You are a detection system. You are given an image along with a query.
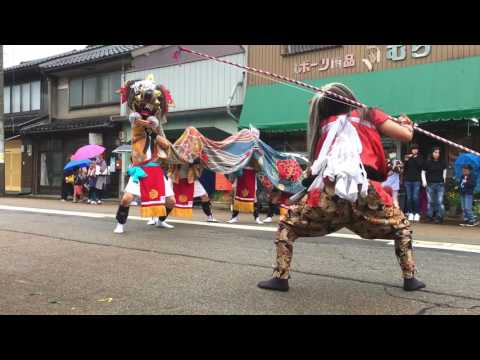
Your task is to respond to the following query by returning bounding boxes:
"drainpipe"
[227,46,248,124]
[226,75,244,121]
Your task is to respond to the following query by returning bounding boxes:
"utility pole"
[0,45,5,196]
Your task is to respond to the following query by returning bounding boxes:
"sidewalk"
[0,196,478,246]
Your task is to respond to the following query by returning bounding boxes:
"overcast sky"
[3,45,87,68]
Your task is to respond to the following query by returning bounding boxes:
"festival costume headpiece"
[119,74,175,127]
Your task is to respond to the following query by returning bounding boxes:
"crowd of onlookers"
[61,155,109,205]
[382,144,479,227]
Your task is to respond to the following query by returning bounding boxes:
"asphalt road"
[0,207,479,315]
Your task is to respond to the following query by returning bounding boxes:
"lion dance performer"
[227,157,264,224]
[114,76,176,233]
[168,161,218,222]
[258,83,426,292]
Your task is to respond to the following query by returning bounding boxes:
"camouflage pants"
[273,183,416,280]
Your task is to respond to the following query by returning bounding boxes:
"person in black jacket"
[459,165,478,227]
[421,147,447,223]
[403,143,423,222]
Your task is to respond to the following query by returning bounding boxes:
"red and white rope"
[178,46,480,157]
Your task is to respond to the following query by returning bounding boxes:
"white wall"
[123,53,245,114]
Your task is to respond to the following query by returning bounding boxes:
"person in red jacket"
[258,83,426,292]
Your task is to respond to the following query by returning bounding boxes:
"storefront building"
[19,45,142,196]
[240,45,480,166]
[3,52,67,194]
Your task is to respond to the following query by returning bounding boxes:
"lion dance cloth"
[170,126,306,215]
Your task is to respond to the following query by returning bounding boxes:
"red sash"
[139,166,166,217]
[171,178,195,218]
[233,168,256,213]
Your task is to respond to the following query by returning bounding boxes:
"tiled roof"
[4,46,102,72]
[39,45,144,71]
[20,116,119,135]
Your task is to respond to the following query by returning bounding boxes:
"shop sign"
[294,45,432,74]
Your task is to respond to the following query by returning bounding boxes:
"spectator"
[421,147,447,224]
[459,165,479,227]
[61,154,75,201]
[403,143,423,222]
[95,154,109,204]
[383,151,403,208]
[87,162,98,204]
[73,168,88,203]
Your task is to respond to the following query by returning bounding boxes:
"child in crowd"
[73,167,88,203]
[459,164,479,227]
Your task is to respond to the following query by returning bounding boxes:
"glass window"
[12,85,21,113]
[99,74,111,104]
[31,81,41,110]
[21,83,31,112]
[70,72,122,107]
[69,79,83,107]
[110,72,121,102]
[83,77,97,105]
[4,87,10,113]
[40,152,49,186]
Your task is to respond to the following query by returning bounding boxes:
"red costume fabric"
[233,168,256,213]
[172,178,195,218]
[139,166,166,217]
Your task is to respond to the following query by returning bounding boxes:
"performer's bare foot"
[113,223,124,234]
[156,220,174,229]
[403,277,426,291]
[257,277,289,292]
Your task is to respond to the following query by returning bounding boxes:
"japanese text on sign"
[294,45,432,74]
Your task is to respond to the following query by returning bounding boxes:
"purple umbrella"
[72,144,106,161]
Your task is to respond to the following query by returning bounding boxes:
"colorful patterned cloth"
[170,127,306,195]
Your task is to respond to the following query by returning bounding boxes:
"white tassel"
[308,115,369,203]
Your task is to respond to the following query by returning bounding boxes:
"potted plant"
[446,188,461,217]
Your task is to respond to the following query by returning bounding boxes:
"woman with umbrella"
[63,158,93,202]
[70,144,107,205]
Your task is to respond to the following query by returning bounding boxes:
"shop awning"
[240,55,480,131]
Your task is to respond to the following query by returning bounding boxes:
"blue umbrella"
[64,159,92,172]
[454,153,480,193]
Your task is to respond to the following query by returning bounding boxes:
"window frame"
[68,71,121,110]
[4,86,11,114]
[30,80,41,111]
[5,80,42,115]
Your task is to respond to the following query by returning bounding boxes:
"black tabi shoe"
[257,277,289,292]
[403,277,426,291]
